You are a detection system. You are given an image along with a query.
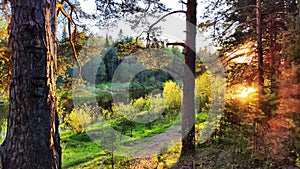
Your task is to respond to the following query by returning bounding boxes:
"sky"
[77,0,214,52]
[80,0,184,14]
[80,0,206,20]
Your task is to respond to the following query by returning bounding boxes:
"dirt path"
[122,124,182,158]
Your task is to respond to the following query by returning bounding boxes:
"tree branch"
[57,0,82,80]
[166,42,186,48]
[136,10,186,39]
[148,10,186,31]
[179,0,187,5]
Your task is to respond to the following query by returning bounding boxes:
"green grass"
[111,118,175,139]
[196,112,208,124]
[61,131,106,168]
[61,109,186,167]
[95,81,164,91]
[61,116,179,168]
[60,91,209,168]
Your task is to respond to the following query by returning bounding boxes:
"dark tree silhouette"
[1,0,61,168]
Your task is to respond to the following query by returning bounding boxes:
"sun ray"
[238,87,256,98]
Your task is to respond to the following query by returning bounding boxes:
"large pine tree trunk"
[1,0,61,168]
[181,0,196,155]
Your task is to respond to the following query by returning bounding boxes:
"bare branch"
[57,0,82,80]
[148,10,186,31]
[135,10,186,48]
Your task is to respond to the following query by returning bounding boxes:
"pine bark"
[257,0,264,110]
[181,0,196,155]
[1,0,61,168]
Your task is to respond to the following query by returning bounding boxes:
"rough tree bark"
[253,0,264,154]
[1,0,61,168]
[257,0,264,109]
[181,0,197,155]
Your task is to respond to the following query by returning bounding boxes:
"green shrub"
[195,72,211,113]
[163,81,182,110]
[63,104,93,134]
[113,94,167,133]
[66,110,84,134]
[112,102,137,136]
[133,97,150,112]
[147,94,165,125]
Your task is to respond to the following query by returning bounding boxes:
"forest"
[0,0,299,168]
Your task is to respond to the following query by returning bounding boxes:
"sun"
[238,87,256,98]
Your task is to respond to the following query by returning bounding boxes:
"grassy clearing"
[61,119,174,168]
[61,113,207,168]
[61,131,106,168]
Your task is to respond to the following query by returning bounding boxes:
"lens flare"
[238,87,256,98]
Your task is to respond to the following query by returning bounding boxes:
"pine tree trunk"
[181,0,196,155]
[1,0,61,168]
[257,0,264,110]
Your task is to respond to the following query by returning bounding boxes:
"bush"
[113,102,137,136]
[163,81,182,110]
[113,94,166,133]
[133,97,150,112]
[66,110,84,134]
[147,94,165,123]
[195,72,211,113]
[63,104,93,134]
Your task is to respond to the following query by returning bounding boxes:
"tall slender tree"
[181,0,197,155]
[256,0,263,113]
[1,0,61,168]
[95,0,198,155]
